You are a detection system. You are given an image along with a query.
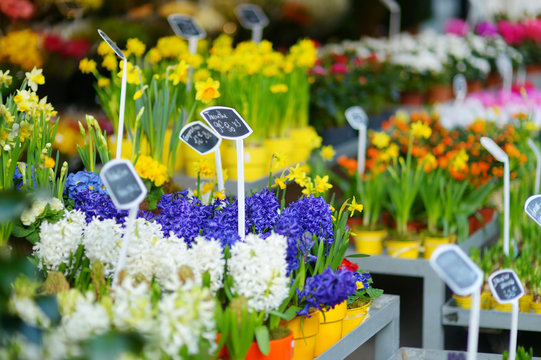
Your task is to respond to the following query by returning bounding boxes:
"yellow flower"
[450,149,469,172]
[287,163,306,183]
[347,197,364,217]
[19,121,33,142]
[320,145,335,162]
[271,152,287,171]
[97,41,114,56]
[168,61,189,85]
[135,155,169,187]
[25,67,45,92]
[118,61,143,85]
[97,78,110,88]
[526,121,539,132]
[0,70,12,87]
[156,36,188,59]
[43,156,55,169]
[125,38,146,58]
[193,68,211,82]
[410,121,432,139]
[102,54,118,71]
[310,134,322,150]
[193,159,215,177]
[314,175,332,194]
[147,48,162,64]
[272,173,288,190]
[372,132,390,149]
[195,77,221,104]
[270,84,288,93]
[133,85,148,100]
[201,182,215,194]
[214,190,226,200]
[13,90,38,114]
[186,53,204,68]
[79,58,97,74]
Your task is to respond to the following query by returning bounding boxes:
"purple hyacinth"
[246,189,280,235]
[71,188,128,224]
[201,197,241,248]
[296,267,358,316]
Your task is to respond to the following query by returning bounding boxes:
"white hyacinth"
[82,218,123,277]
[20,197,64,226]
[9,296,51,328]
[34,210,86,272]
[112,276,155,333]
[124,218,167,280]
[59,291,110,343]
[228,232,290,314]
[190,236,225,293]
[157,284,216,359]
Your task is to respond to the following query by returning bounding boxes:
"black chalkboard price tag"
[200,106,253,140]
[167,14,206,40]
[429,244,483,296]
[97,29,125,60]
[100,159,147,210]
[235,4,269,29]
[179,121,221,155]
[489,269,524,304]
[524,194,541,227]
[345,106,368,130]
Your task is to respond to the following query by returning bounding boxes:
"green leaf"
[269,305,301,321]
[254,325,270,356]
[82,331,144,360]
[346,253,371,258]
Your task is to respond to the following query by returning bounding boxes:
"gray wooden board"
[387,347,541,360]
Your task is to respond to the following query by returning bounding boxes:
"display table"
[388,347,541,360]
[347,213,499,350]
[442,298,541,331]
[316,295,400,360]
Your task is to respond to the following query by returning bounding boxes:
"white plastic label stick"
[236,139,245,239]
[509,301,519,360]
[527,138,541,194]
[357,125,367,175]
[380,0,400,38]
[113,206,137,287]
[215,147,224,192]
[467,287,481,360]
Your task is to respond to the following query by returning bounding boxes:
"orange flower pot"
[244,331,294,360]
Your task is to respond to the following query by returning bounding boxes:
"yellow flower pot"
[314,302,347,357]
[285,311,320,360]
[182,142,217,179]
[353,229,386,255]
[482,291,494,310]
[264,136,294,171]
[222,143,269,181]
[453,293,471,309]
[494,302,512,312]
[341,302,371,337]
[520,294,532,313]
[453,292,493,310]
[290,127,317,164]
[423,235,452,260]
[530,301,541,314]
[386,239,421,259]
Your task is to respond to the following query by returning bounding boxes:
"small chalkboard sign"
[97,29,125,60]
[524,194,541,227]
[345,106,368,130]
[235,4,269,29]
[167,14,206,40]
[179,121,221,155]
[200,106,253,140]
[489,269,524,304]
[100,159,147,210]
[429,244,483,296]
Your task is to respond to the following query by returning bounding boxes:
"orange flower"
[504,143,521,159]
[492,167,504,177]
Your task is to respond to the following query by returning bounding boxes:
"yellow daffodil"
[118,61,143,85]
[97,41,114,56]
[14,90,38,114]
[19,121,32,142]
[287,163,306,183]
[79,58,97,74]
[135,155,169,187]
[125,38,146,58]
[450,149,469,172]
[102,54,118,71]
[25,67,45,92]
[314,175,332,193]
[98,78,110,88]
[201,182,215,194]
[147,48,162,64]
[270,84,288,93]
[193,69,211,82]
[214,190,226,200]
[347,197,364,217]
[43,156,55,169]
[321,145,335,162]
[271,152,288,171]
[410,121,432,139]
[272,173,288,190]
[372,132,390,149]
[193,159,215,178]
[133,85,148,100]
[195,77,221,104]
[168,61,189,85]
[0,70,12,88]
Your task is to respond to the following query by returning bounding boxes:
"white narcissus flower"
[228,232,290,314]
[157,283,216,359]
[34,210,86,272]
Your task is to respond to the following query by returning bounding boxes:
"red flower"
[0,0,34,19]
[44,34,64,53]
[332,54,348,64]
[61,38,91,60]
[498,20,525,45]
[340,258,359,272]
[331,63,348,74]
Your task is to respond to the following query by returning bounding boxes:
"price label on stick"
[481,137,508,162]
[100,159,147,210]
[489,269,524,304]
[235,4,269,29]
[524,194,541,227]
[345,106,368,130]
[97,29,125,60]
[200,106,252,140]
[167,14,206,40]
[179,121,221,155]
[429,245,483,296]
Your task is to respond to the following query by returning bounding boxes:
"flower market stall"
[4,0,541,359]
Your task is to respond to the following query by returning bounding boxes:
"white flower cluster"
[482,0,541,21]
[34,210,86,272]
[82,218,123,277]
[21,197,64,226]
[228,233,290,314]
